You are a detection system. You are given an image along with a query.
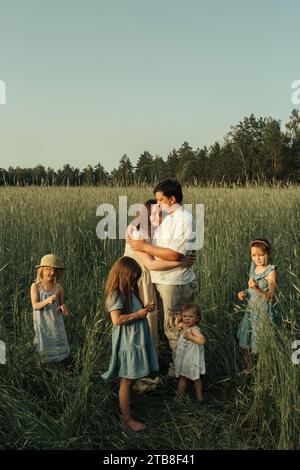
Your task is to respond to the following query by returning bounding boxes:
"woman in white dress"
[124,199,192,391]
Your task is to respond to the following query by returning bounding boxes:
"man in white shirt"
[128,179,198,376]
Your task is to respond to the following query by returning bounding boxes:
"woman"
[124,199,192,390]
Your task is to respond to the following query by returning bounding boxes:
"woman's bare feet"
[124,419,146,432]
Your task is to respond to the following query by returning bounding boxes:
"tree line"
[1,110,300,186]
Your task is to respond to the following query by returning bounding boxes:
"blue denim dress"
[33,283,70,363]
[102,292,159,380]
[237,263,278,353]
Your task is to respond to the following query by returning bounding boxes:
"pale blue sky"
[0,0,299,171]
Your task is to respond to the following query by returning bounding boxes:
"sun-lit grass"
[0,185,299,449]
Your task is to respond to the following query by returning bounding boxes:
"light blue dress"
[237,263,278,353]
[33,283,70,363]
[175,326,206,380]
[102,292,159,380]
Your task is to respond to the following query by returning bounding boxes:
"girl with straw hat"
[30,254,70,364]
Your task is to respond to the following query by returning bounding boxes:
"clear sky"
[0,0,299,171]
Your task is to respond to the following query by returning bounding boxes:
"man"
[128,179,198,376]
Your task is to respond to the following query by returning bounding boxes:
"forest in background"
[1,109,300,186]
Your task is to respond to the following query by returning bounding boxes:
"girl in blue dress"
[237,239,277,373]
[30,254,70,364]
[102,256,158,432]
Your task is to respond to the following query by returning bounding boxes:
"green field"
[0,185,299,450]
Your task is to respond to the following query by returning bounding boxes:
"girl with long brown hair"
[102,256,158,432]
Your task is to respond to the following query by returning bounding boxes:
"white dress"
[175,326,205,380]
[124,225,159,354]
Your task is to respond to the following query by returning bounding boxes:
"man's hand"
[181,252,196,268]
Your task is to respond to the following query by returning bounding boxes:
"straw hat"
[36,254,65,269]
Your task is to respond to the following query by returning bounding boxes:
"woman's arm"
[30,283,56,310]
[135,251,195,271]
[135,251,182,271]
[127,237,182,261]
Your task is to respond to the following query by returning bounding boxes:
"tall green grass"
[0,185,299,449]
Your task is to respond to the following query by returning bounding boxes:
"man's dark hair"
[153,179,183,204]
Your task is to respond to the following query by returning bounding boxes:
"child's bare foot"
[124,419,146,432]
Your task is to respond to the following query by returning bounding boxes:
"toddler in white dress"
[175,303,206,402]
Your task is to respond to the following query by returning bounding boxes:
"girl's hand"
[176,322,184,331]
[47,294,57,304]
[137,308,148,319]
[237,290,247,301]
[183,327,192,340]
[58,304,68,316]
[248,278,257,289]
[145,301,156,312]
[175,314,183,331]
